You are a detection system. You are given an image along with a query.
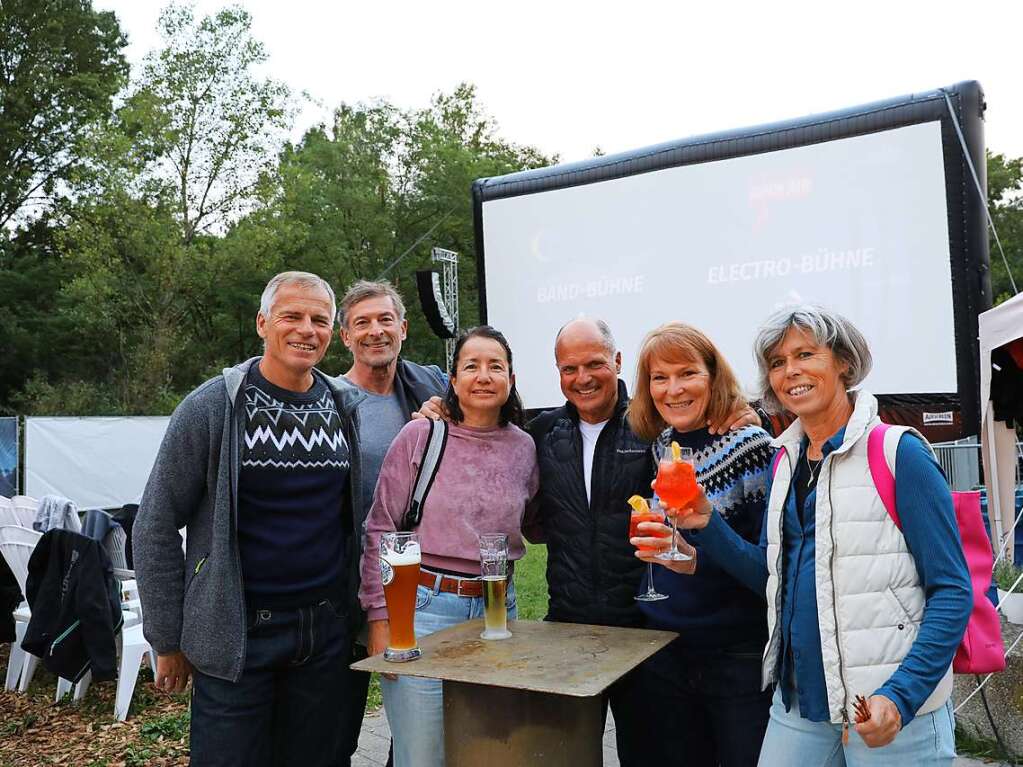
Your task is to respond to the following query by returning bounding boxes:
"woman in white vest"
[643,305,972,765]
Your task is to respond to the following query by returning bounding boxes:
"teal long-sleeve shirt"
[692,429,972,726]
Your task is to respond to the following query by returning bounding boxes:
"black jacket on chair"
[22,530,123,682]
[526,380,653,628]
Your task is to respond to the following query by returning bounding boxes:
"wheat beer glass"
[381,532,422,661]
[479,533,512,640]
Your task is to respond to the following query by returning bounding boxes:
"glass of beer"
[479,533,512,640]
[380,532,422,662]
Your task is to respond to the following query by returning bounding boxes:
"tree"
[234,84,554,373]
[0,0,127,228]
[123,3,290,243]
[5,4,294,415]
[987,151,1023,305]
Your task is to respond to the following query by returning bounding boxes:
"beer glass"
[380,532,422,661]
[479,533,512,640]
[652,443,697,562]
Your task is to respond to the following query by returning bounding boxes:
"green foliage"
[0,0,128,227]
[955,723,1018,761]
[0,711,36,737]
[246,83,554,372]
[994,558,1023,592]
[124,3,292,243]
[987,151,1023,304]
[140,710,190,741]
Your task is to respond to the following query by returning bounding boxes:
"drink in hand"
[654,441,699,513]
[627,495,670,601]
[652,443,697,562]
[627,495,670,551]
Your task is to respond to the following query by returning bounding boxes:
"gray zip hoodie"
[134,358,365,682]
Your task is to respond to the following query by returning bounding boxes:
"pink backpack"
[772,423,1006,675]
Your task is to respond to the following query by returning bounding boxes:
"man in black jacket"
[525,318,759,765]
[335,279,448,767]
[524,318,651,765]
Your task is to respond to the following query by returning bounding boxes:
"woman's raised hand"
[651,481,713,530]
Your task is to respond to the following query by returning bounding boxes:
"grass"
[514,542,550,621]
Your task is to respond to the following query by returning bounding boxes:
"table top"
[351,619,676,697]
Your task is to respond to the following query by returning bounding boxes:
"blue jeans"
[757,687,956,766]
[382,579,517,767]
[641,640,772,766]
[190,599,349,767]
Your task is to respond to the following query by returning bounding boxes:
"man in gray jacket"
[135,271,365,767]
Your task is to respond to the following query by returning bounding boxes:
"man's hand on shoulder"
[412,396,449,422]
[707,405,761,435]
[155,650,192,694]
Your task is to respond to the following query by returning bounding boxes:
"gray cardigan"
[134,358,365,682]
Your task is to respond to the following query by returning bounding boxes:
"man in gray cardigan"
[135,271,366,767]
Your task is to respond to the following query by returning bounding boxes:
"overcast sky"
[96,0,1023,165]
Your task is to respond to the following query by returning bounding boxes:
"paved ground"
[353,708,1011,766]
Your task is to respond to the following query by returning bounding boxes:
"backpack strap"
[867,422,901,529]
[400,419,449,531]
[771,447,786,478]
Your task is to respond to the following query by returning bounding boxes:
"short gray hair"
[259,271,337,324]
[339,280,406,328]
[553,317,617,359]
[753,304,872,413]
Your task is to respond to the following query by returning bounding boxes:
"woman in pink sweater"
[359,326,538,767]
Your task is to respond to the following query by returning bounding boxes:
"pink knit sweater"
[358,418,539,622]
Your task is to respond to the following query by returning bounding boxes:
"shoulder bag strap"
[400,419,449,531]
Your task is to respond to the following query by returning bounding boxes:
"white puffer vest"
[762,390,953,723]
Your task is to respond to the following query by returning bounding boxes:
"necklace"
[804,450,823,486]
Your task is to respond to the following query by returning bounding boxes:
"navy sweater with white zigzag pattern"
[639,425,772,650]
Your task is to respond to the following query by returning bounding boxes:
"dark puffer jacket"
[526,380,653,628]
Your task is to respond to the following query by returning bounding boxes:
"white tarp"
[25,417,170,510]
[978,291,1023,561]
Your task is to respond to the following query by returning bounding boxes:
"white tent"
[978,291,1023,561]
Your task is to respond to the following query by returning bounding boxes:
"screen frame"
[472,81,990,436]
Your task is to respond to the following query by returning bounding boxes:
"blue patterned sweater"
[639,424,772,651]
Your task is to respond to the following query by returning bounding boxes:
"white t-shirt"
[578,419,609,503]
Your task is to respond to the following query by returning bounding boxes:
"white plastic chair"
[114,578,155,720]
[10,496,38,526]
[56,578,154,720]
[0,525,41,692]
[1,497,35,528]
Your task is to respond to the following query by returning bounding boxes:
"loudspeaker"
[416,270,456,339]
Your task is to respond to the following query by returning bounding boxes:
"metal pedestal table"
[353,618,676,766]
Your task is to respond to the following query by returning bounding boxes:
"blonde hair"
[627,322,746,441]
